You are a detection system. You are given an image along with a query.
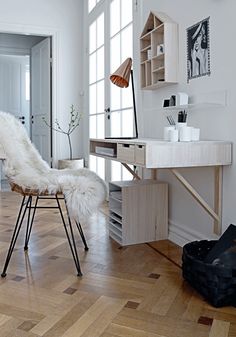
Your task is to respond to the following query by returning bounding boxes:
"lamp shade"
[110,57,132,88]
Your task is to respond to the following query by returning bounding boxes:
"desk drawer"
[135,145,145,165]
[117,143,135,162]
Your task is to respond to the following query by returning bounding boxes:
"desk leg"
[214,166,222,235]
[171,168,221,234]
[151,169,158,180]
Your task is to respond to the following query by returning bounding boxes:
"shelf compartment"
[146,61,152,87]
[109,211,122,225]
[152,66,165,73]
[109,219,122,234]
[109,206,122,218]
[152,53,164,61]
[109,231,122,245]
[110,191,122,201]
[140,45,151,52]
[90,140,117,158]
[152,67,165,84]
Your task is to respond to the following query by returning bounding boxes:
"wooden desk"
[90,138,232,235]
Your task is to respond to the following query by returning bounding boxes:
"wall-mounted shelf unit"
[109,180,168,246]
[140,11,178,90]
[163,102,225,111]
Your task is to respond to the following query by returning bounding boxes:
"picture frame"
[187,17,210,82]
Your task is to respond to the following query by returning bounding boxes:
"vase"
[58,158,84,170]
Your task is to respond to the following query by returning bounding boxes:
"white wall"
[136,0,236,244]
[0,0,84,162]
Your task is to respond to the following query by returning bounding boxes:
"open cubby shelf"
[140,11,178,90]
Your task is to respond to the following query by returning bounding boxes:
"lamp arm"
[131,70,138,139]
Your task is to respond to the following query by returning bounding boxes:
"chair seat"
[9,181,61,197]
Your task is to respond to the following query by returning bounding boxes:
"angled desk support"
[90,138,232,235]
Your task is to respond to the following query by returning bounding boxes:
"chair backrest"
[0,111,49,180]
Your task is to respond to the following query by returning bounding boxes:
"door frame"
[0,22,59,166]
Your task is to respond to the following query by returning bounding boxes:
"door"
[31,37,51,164]
[87,0,134,181]
[0,54,30,133]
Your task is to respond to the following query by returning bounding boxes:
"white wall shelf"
[163,102,225,111]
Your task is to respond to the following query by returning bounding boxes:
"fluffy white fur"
[0,111,107,222]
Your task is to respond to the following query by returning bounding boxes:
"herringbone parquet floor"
[0,191,235,337]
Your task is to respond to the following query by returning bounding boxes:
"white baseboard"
[168,219,217,247]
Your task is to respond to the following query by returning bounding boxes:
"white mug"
[179,126,192,142]
[164,126,175,141]
[169,129,178,142]
[191,128,200,141]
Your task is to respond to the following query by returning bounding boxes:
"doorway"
[0,33,52,187]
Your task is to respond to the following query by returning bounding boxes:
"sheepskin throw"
[0,111,107,221]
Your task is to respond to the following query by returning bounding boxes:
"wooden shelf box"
[140,11,178,90]
[109,180,168,246]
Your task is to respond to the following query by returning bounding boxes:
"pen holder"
[176,122,187,141]
[164,126,175,141]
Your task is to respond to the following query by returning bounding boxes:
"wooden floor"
[0,191,235,337]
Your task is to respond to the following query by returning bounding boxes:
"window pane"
[110,34,120,73]
[111,161,121,181]
[97,80,104,113]
[110,0,120,37]
[97,13,104,48]
[122,109,133,137]
[97,158,105,180]
[89,21,96,53]
[97,47,104,80]
[110,110,121,137]
[121,0,132,28]
[88,0,96,13]
[89,53,96,84]
[97,114,105,138]
[121,24,133,62]
[110,83,121,111]
[121,83,132,108]
[89,155,97,172]
[122,165,133,180]
[89,84,96,114]
[89,115,96,138]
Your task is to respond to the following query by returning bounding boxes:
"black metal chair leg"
[75,221,89,251]
[24,196,38,251]
[56,195,83,277]
[1,196,30,277]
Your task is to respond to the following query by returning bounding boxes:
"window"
[87,0,134,181]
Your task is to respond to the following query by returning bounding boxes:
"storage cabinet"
[108,180,168,245]
[140,11,178,90]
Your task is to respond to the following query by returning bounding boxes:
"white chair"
[0,111,107,277]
